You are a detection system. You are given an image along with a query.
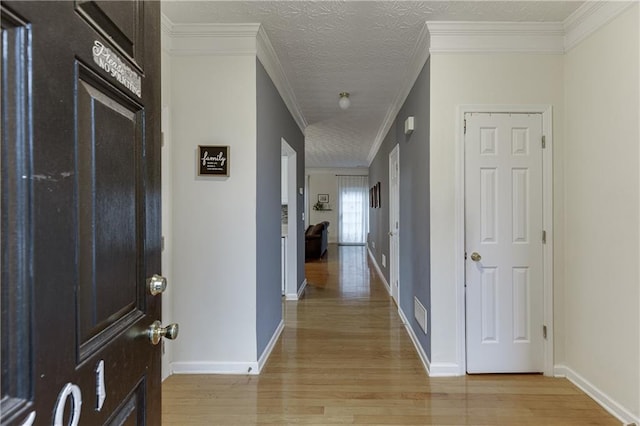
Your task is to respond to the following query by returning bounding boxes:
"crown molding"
[563,1,636,52]
[367,22,430,166]
[256,26,307,132]
[160,14,306,132]
[305,167,368,175]
[424,2,635,55]
[161,17,261,56]
[426,21,565,54]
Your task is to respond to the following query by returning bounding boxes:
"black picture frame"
[373,185,378,208]
[198,145,230,176]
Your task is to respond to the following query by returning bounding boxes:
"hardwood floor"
[162,244,617,425]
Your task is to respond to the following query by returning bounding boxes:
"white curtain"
[337,175,369,245]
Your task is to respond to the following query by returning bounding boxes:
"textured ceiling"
[161,1,583,168]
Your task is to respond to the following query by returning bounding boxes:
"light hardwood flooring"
[162,244,618,425]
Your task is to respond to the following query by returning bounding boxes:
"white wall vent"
[414,297,428,335]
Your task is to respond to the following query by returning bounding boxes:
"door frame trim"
[455,104,554,376]
[281,138,299,300]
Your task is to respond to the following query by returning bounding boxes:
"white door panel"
[465,113,543,373]
[389,145,400,305]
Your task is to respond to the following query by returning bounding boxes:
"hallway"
[162,245,617,425]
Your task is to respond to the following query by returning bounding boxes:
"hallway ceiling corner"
[161,1,584,169]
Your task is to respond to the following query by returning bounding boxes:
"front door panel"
[76,63,144,360]
[75,0,144,67]
[1,2,161,424]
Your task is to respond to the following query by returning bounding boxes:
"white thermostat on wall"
[404,116,415,135]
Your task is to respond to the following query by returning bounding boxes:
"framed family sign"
[198,145,230,176]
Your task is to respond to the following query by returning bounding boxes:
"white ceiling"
[161,1,583,168]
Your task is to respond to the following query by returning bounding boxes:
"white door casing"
[389,144,400,305]
[465,112,544,373]
[282,139,298,300]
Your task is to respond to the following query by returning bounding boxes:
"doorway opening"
[337,175,369,245]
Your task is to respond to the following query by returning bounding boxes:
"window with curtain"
[337,175,369,245]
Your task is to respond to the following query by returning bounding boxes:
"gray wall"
[368,124,395,284]
[255,60,305,358]
[368,58,431,358]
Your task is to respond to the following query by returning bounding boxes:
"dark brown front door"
[1,1,162,424]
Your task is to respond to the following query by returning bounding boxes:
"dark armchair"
[305,221,330,260]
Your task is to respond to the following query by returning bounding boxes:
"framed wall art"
[198,145,230,176]
[374,185,378,208]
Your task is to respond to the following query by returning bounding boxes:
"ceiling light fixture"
[338,92,350,110]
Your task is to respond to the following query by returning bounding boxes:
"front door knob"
[147,320,179,345]
[147,274,167,296]
[470,252,482,262]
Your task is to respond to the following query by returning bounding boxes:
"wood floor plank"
[162,244,618,425]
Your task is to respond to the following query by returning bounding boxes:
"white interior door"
[389,145,400,305]
[465,113,544,373]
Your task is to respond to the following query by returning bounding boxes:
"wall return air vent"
[414,297,428,334]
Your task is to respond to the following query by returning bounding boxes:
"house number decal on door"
[96,360,106,411]
[53,383,82,426]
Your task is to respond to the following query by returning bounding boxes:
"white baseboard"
[367,247,391,294]
[258,320,284,372]
[171,361,259,375]
[554,364,639,425]
[168,321,285,377]
[397,307,431,375]
[298,278,307,299]
[286,278,307,300]
[429,362,462,377]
